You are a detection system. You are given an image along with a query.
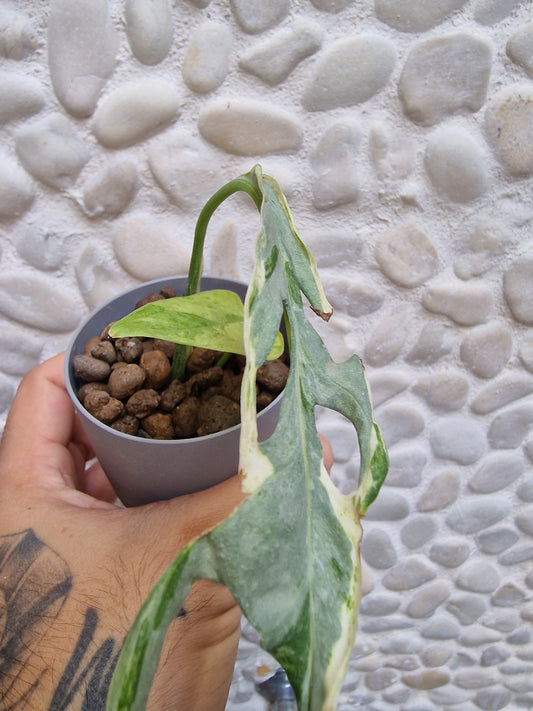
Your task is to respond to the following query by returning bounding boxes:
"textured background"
[0,1,532,709]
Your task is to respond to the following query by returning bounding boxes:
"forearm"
[0,528,122,711]
[0,528,240,711]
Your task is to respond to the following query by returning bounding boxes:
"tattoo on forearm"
[0,530,121,710]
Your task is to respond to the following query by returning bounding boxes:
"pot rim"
[64,275,284,446]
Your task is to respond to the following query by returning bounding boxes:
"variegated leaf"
[106,166,388,711]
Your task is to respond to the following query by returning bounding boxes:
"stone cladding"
[0,1,532,708]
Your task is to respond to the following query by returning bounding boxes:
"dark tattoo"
[0,530,121,710]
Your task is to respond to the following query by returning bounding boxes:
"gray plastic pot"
[65,276,283,507]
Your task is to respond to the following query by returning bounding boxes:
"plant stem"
[186,174,262,296]
[215,352,232,369]
[171,171,263,381]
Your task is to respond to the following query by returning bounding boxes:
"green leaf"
[109,289,284,360]
[106,166,388,711]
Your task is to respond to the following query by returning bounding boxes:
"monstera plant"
[106,165,389,711]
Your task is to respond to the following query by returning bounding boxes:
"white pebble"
[315,412,357,463]
[460,322,513,378]
[375,223,438,287]
[477,527,518,555]
[485,86,533,176]
[503,256,533,325]
[182,22,231,94]
[304,231,363,269]
[15,113,90,190]
[472,375,533,414]
[361,529,397,569]
[81,159,138,218]
[113,214,191,280]
[516,508,533,536]
[377,404,425,448]
[368,371,409,408]
[375,0,467,32]
[93,80,180,149]
[309,0,354,11]
[425,126,489,202]
[429,415,486,464]
[507,22,533,78]
[0,71,45,124]
[323,276,384,318]
[76,245,126,309]
[428,539,470,568]
[417,470,460,512]
[0,272,83,332]
[455,668,501,690]
[447,497,511,534]
[148,131,222,210]
[421,615,461,641]
[518,478,533,503]
[364,307,411,366]
[364,490,410,521]
[401,515,438,550]
[412,371,469,412]
[399,33,491,126]
[454,220,509,280]
[469,452,524,494]
[430,686,469,705]
[198,99,302,155]
[447,593,487,624]
[310,122,360,209]
[0,6,38,59]
[48,0,118,117]
[239,19,322,86]
[230,0,289,34]
[382,556,436,591]
[0,325,43,376]
[455,560,501,593]
[499,544,533,566]
[488,402,533,449]
[406,322,454,365]
[482,608,520,633]
[407,581,451,619]
[359,593,400,616]
[302,36,396,111]
[492,583,527,607]
[386,445,427,487]
[422,280,493,325]
[370,123,416,181]
[0,154,35,219]
[474,0,522,25]
[125,0,173,65]
[15,225,64,271]
[519,333,533,372]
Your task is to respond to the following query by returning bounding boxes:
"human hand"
[0,353,248,710]
[0,353,334,710]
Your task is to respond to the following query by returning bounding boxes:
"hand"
[0,353,334,711]
[0,353,246,710]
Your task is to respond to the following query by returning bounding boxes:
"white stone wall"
[1,0,533,708]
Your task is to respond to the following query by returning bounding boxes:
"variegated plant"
[106,165,389,711]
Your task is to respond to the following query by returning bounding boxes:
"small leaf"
[109,289,284,360]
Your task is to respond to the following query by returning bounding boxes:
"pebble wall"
[1,0,533,709]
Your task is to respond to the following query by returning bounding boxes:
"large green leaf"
[106,166,388,711]
[109,289,284,360]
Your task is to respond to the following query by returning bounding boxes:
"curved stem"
[172,170,263,380]
[186,173,263,297]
